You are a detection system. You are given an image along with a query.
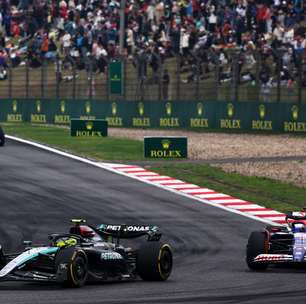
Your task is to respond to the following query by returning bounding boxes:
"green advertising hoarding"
[144,137,188,159]
[70,119,108,137]
[109,61,123,95]
[1,99,306,133]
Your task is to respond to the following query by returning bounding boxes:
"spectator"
[260,66,272,102]
[0,0,304,96]
[162,68,170,100]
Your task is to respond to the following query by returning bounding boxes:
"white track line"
[7,135,284,226]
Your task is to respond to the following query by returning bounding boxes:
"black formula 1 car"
[246,211,306,270]
[0,220,173,287]
[0,125,4,146]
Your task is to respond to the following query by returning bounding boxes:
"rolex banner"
[0,99,306,133]
[70,119,108,137]
[144,137,188,159]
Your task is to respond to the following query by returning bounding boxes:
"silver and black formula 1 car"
[0,220,173,287]
[0,125,4,146]
[246,211,306,270]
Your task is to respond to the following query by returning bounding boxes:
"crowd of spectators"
[0,0,305,95]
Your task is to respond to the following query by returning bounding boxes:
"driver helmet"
[55,238,77,248]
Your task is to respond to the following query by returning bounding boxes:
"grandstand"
[0,0,305,102]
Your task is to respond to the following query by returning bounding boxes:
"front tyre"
[246,231,268,271]
[56,248,88,287]
[137,242,173,281]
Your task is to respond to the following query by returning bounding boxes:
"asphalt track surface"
[1,139,306,304]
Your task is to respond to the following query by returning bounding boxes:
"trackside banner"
[144,137,187,159]
[0,99,306,133]
[70,119,108,137]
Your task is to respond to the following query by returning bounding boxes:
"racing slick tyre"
[246,231,268,271]
[0,126,5,147]
[136,242,172,281]
[55,247,88,287]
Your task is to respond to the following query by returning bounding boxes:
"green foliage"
[150,164,306,213]
[4,123,144,161]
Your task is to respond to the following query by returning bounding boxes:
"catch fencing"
[0,49,305,103]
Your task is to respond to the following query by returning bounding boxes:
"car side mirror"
[23,241,32,246]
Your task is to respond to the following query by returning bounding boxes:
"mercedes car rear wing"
[95,224,161,241]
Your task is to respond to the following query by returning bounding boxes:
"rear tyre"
[246,231,268,271]
[137,242,172,281]
[55,248,88,287]
[0,126,5,147]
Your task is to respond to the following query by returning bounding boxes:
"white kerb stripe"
[196,193,229,199]
[247,210,284,215]
[228,204,266,210]
[165,184,199,189]
[154,180,185,184]
[141,176,171,180]
[99,163,130,168]
[180,188,214,194]
[129,172,159,176]
[209,199,246,204]
[259,216,286,221]
[118,168,145,172]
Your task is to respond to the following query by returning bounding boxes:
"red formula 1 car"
[246,211,306,270]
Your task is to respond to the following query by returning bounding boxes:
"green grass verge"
[4,123,306,213]
[3,123,144,161]
[150,163,306,213]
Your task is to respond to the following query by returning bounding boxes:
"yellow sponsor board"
[31,114,47,123]
[284,122,306,132]
[75,131,104,137]
[80,115,96,120]
[190,118,209,128]
[220,119,241,129]
[7,114,23,122]
[132,102,151,127]
[54,115,70,124]
[132,117,151,127]
[159,118,180,127]
[252,120,273,131]
[190,102,209,128]
[106,117,123,127]
[30,100,46,123]
[150,150,182,158]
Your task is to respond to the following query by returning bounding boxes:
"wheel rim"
[160,249,172,277]
[73,258,86,281]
